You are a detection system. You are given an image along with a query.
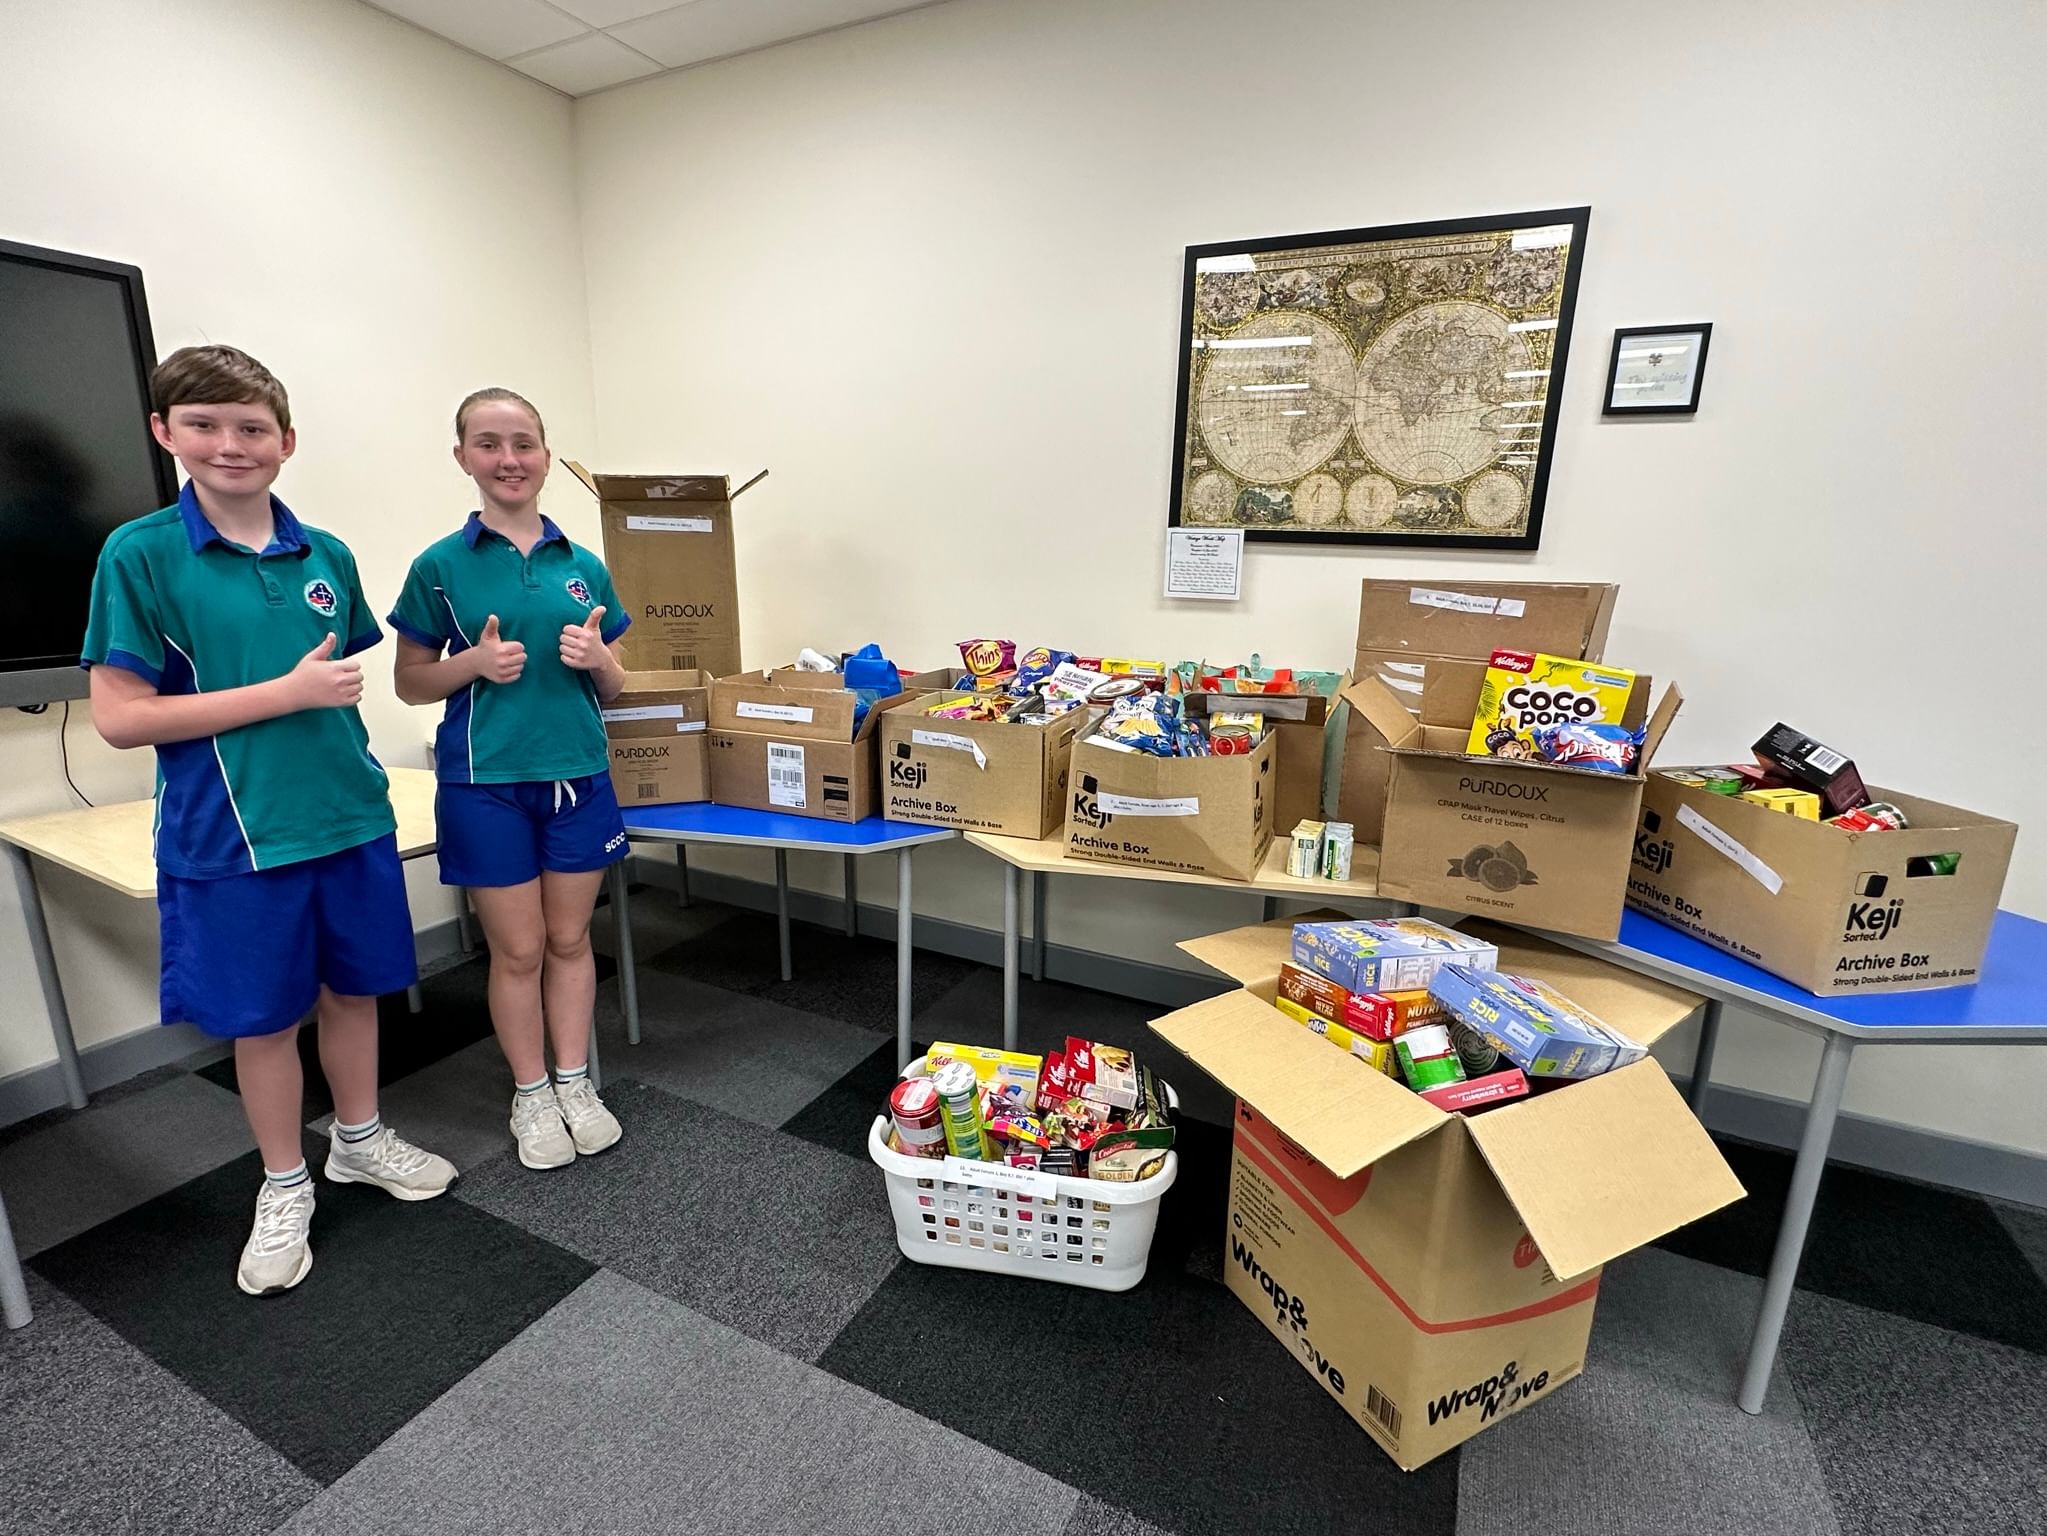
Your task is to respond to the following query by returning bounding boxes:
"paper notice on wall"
[912,729,988,770]
[1099,793,1200,817]
[1678,804,1783,894]
[767,743,806,809]
[738,702,815,724]
[624,514,716,533]
[1164,528,1244,601]
[1409,587,1526,618]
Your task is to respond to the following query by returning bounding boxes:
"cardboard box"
[879,697,1088,838]
[1065,732,1277,881]
[707,669,911,823]
[603,669,711,806]
[1344,674,1681,941]
[1179,686,1337,833]
[1152,918,1742,1470]
[1356,579,1618,661]
[1627,773,2017,994]
[1352,650,1491,729]
[569,462,764,679]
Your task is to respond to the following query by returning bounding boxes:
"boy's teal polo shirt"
[81,483,396,880]
[389,514,630,784]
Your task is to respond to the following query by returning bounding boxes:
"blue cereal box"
[1290,918,1500,995]
[1426,965,1647,1080]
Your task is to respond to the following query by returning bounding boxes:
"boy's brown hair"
[149,345,291,432]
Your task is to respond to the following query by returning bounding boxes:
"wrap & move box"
[1064,731,1276,881]
[1152,917,1742,1470]
[1342,672,1681,942]
[569,462,763,679]
[603,669,710,806]
[707,668,911,823]
[1627,773,2017,994]
[879,699,1089,838]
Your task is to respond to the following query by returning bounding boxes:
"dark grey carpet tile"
[778,1035,926,1161]
[817,1257,1460,1536]
[29,1132,594,1485]
[1458,1248,1839,1536]
[1062,1495,1176,1536]
[593,888,737,962]
[594,967,886,1129]
[0,1062,193,1150]
[1653,1137,2047,1354]
[1783,1288,2047,1535]
[278,1271,1080,1536]
[456,1080,901,1363]
[0,1274,320,1536]
[648,910,984,1032]
[0,1070,252,1257]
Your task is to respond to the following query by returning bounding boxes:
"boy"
[84,344,456,1296]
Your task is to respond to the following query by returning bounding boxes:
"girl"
[389,388,630,1169]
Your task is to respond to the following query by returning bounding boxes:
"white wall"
[573,0,2047,1154]
[0,0,596,1079]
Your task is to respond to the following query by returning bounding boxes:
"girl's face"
[455,400,549,513]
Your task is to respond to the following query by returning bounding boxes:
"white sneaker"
[238,1178,315,1297]
[555,1077,623,1157]
[510,1086,576,1170]
[323,1124,457,1200]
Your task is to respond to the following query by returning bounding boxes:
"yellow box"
[1740,787,1821,820]
[926,1041,1043,1098]
[1467,652,1637,759]
[1272,997,1399,1075]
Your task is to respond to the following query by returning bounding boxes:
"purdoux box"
[569,463,764,679]
[1153,918,1741,1470]
[707,668,910,824]
[603,669,711,806]
[880,698,1089,839]
[1627,772,2017,994]
[1064,732,1277,881]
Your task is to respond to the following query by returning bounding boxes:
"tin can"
[929,1060,990,1160]
[1828,801,1908,833]
[1209,724,1254,755]
[1087,676,1148,704]
[1449,1019,1502,1077]
[1288,820,1326,879]
[1394,1023,1468,1091]
[888,1078,946,1159]
[1322,822,1355,882]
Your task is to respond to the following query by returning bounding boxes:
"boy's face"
[454,401,550,512]
[151,401,294,502]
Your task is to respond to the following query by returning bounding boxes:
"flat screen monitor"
[0,238,178,707]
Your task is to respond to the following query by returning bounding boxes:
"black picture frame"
[1167,206,1591,551]
[1602,323,1712,416]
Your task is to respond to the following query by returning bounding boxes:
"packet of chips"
[958,638,1017,686]
[1467,651,1636,762]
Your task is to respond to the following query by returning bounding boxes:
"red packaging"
[1036,1051,1076,1110]
[1417,1068,1530,1114]
[888,1078,947,1159]
[1063,1037,1140,1109]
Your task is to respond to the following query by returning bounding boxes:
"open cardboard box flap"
[1461,1059,1747,1280]
[564,462,768,503]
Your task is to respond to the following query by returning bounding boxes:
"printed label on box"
[912,729,988,770]
[602,704,694,722]
[768,743,806,808]
[739,702,815,724]
[1677,803,1783,894]
[941,1155,1059,1200]
[1409,587,1528,618]
[1099,793,1201,817]
[624,514,715,533]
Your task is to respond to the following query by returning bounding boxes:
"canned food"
[889,1078,946,1159]
[1394,1023,1468,1091]
[1087,676,1148,703]
[1209,724,1254,755]
[1449,1019,1502,1076]
[929,1060,990,1160]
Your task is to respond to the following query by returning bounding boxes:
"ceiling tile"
[506,30,664,94]
[546,0,681,25]
[610,0,921,68]
[363,0,586,60]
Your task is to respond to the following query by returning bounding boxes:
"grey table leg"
[896,850,913,1071]
[586,1016,604,1092]
[5,844,87,1111]
[609,863,640,1047]
[774,849,792,982]
[0,1188,30,1330]
[405,984,423,1015]
[844,852,859,938]
[1738,1032,1855,1414]
[1003,861,1021,1051]
[1687,1000,1723,1115]
[455,889,477,955]
[676,845,691,909]
[1262,895,1279,922]
[1030,870,1047,982]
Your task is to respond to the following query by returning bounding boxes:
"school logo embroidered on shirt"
[565,578,593,606]
[304,579,339,616]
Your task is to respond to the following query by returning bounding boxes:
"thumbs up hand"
[473,613,527,685]
[284,631,364,710]
[559,605,608,672]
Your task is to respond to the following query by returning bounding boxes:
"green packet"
[1088,1126,1176,1183]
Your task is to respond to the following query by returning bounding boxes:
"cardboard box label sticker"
[602,704,702,727]
[739,702,815,725]
[1410,587,1527,618]
[624,514,716,533]
[1099,792,1201,817]
[911,728,988,770]
[768,743,806,808]
[1677,803,1784,894]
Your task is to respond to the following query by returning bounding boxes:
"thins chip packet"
[1467,650,1635,762]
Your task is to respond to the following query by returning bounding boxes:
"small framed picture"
[1603,323,1712,415]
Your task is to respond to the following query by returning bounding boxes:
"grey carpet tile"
[0,1061,194,1151]
[1457,1248,1840,1536]
[1062,1495,1178,1536]
[1782,1286,2047,1536]
[0,1069,253,1257]
[1993,1197,2047,1287]
[455,1079,902,1362]
[0,1274,319,1536]
[308,1036,521,1173]
[593,887,736,960]
[278,1269,1081,1536]
[594,966,892,1128]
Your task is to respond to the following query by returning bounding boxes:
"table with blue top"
[1554,908,2047,1415]
[612,804,957,1071]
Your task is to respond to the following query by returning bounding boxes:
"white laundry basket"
[868,1056,1180,1293]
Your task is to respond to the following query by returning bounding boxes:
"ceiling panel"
[507,30,665,93]
[611,0,926,69]
[362,0,584,60]
[544,0,681,26]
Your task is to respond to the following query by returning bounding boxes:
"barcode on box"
[768,743,806,809]
[635,783,660,800]
[670,653,697,670]
[1806,745,1846,774]
[1366,1384,1401,1440]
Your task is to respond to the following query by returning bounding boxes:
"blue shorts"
[436,773,628,889]
[160,833,418,1039]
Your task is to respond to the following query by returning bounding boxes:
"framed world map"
[1168,208,1590,549]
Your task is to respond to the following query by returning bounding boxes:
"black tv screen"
[0,239,177,702]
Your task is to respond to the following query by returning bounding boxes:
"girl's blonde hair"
[454,387,546,445]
